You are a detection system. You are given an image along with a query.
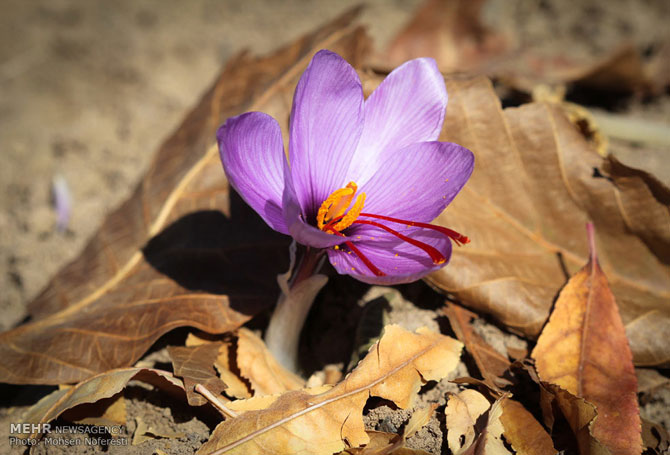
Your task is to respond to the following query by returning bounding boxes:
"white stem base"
[265,273,328,373]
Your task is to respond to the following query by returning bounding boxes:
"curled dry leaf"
[168,342,227,406]
[19,368,184,439]
[376,74,670,365]
[236,328,305,396]
[197,325,462,455]
[0,8,370,385]
[499,398,556,455]
[442,303,510,391]
[531,226,642,455]
[462,396,512,455]
[445,389,491,455]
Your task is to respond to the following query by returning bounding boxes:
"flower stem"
[264,244,328,374]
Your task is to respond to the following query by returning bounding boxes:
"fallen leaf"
[636,368,670,400]
[60,393,127,427]
[19,368,184,439]
[641,417,670,455]
[235,328,305,396]
[186,333,252,400]
[499,398,556,455]
[442,303,510,390]
[168,342,227,406]
[381,0,510,74]
[0,8,371,385]
[541,382,611,455]
[445,389,491,455]
[197,325,462,455]
[462,396,512,455]
[397,74,670,365]
[531,225,642,455]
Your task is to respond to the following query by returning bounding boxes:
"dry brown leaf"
[442,303,510,390]
[0,8,370,385]
[185,333,252,400]
[60,393,127,427]
[531,226,642,455]
[636,368,670,399]
[445,389,491,455]
[168,342,227,406]
[400,75,670,365]
[499,398,556,455]
[197,325,462,455]
[236,328,305,396]
[19,368,184,439]
[382,0,510,74]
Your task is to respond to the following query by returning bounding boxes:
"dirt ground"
[1,0,669,454]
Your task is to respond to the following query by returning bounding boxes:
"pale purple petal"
[347,58,447,185]
[289,49,364,219]
[327,227,453,284]
[359,141,474,223]
[217,112,288,234]
[52,174,71,232]
[282,160,349,249]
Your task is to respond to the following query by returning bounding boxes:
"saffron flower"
[218,50,474,284]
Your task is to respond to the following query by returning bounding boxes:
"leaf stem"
[194,383,238,419]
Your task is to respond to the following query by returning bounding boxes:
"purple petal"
[217,112,288,234]
[289,49,364,218]
[347,58,447,185]
[282,160,349,249]
[327,226,453,284]
[359,141,474,223]
[52,174,71,232]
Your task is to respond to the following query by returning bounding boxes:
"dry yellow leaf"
[445,389,491,454]
[236,328,305,396]
[464,397,512,455]
[499,398,556,455]
[197,325,462,455]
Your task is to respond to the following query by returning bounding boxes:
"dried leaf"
[445,389,491,455]
[541,382,611,455]
[402,75,670,365]
[499,398,556,455]
[636,368,670,398]
[531,226,642,455]
[641,418,670,455]
[0,8,370,385]
[19,368,184,439]
[236,328,305,396]
[382,0,510,73]
[197,325,462,455]
[442,303,510,390]
[462,396,512,455]
[60,393,127,427]
[168,343,227,406]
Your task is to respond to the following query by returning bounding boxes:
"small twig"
[194,384,238,419]
[591,110,670,148]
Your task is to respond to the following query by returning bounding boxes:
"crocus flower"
[217,50,474,285]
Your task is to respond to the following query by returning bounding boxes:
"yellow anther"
[316,181,365,233]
